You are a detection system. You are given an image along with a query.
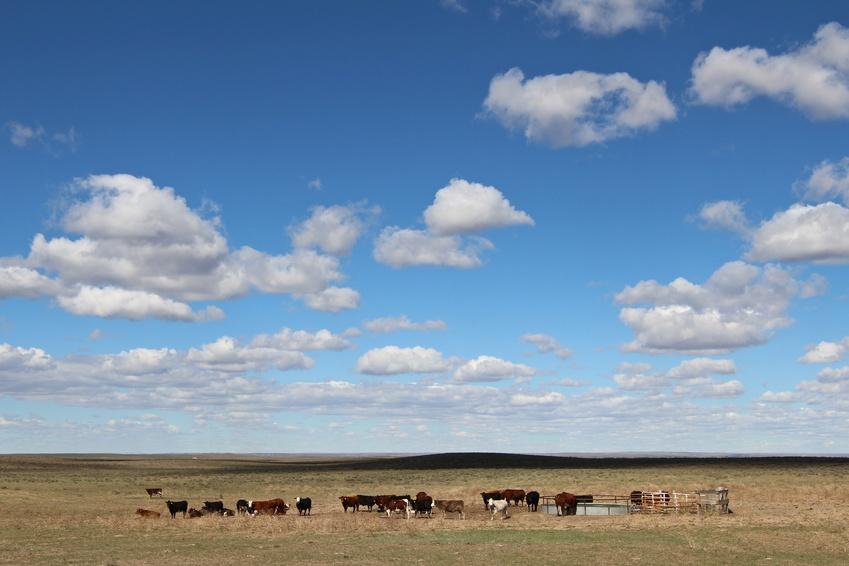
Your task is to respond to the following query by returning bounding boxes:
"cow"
[135,508,160,518]
[236,499,250,515]
[415,491,429,501]
[488,498,510,521]
[203,501,224,515]
[385,498,411,519]
[374,495,395,512]
[248,499,289,515]
[295,497,312,516]
[145,488,163,498]
[480,491,504,509]
[434,499,465,519]
[356,495,376,511]
[339,496,359,512]
[413,498,434,518]
[187,508,203,518]
[525,491,540,512]
[165,499,188,519]
[501,489,526,507]
[222,508,235,517]
[554,492,578,516]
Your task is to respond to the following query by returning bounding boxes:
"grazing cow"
[203,501,224,515]
[187,508,203,518]
[434,499,465,519]
[488,498,510,521]
[295,497,312,516]
[248,499,289,515]
[576,495,593,504]
[165,499,188,519]
[236,499,250,515]
[385,498,411,519]
[135,508,160,518]
[356,495,376,511]
[525,491,540,512]
[145,488,163,498]
[413,499,434,518]
[480,491,504,509]
[501,489,526,507]
[554,492,578,516]
[339,496,359,512]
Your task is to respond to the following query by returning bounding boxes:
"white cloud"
[690,22,849,119]
[665,358,737,380]
[290,204,377,256]
[423,178,534,235]
[747,203,849,263]
[759,390,802,403]
[249,327,355,351]
[363,315,447,333]
[537,0,667,35]
[439,0,467,14]
[453,355,536,382]
[521,333,572,359]
[373,228,490,268]
[616,261,802,354]
[612,358,743,399]
[299,286,360,312]
[0,343,54,371]
[356,346,450,375]
[8,122,44,147]
[6,122,76,152]
[697,200,751,236]
[818,366,849,381]
[799,338,849,364]
[307,178,322,191]
[0,174,360,319]
[510,392,565,406]
[483,67,676,147]
[186,336,313,372]
[797,157,849,204]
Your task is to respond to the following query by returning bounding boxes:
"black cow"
[203,500,224,515]
[236,499,250,515]
[413,498,434,518]
[356,495,376,511]
[165,500,187,519]
[480,491,504,509]
[525,491,540,512]
[296,497,312,516]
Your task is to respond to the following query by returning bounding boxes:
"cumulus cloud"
[616,261,804,354]
[483,67,676,147]
[521,333,572,359]
[290,203,377,256]
[759,390,802,403]
[423,178,533,235]
[373,178,531,268]
[697,200,751,236]
[356,346,450,375]
[299,287,360,312]
[691,22,849,119]
[0,174,358,319]
[249,327,355,351]
[536,0,667,35]
[363,315,447,333]
[186,336,313,372]
[0,343,54,371]
[747,203,849,263]
[798,338,849,364]
[453,355,536,382]
[797,157,849,204]
[613,357,743,399]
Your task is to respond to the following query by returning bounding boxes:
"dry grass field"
[1,453,848,564]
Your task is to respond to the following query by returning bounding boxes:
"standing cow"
[554,492,578,516]
[236,499,250,515]
[501,489,526,506]
[525,491,540,512]
[480,491,504,509]
[145,488,163,498]
[434,499,465,519]
[488,498,510,521]
[296,497,312,516]
[165,500,188,519]
[385,498,411,519]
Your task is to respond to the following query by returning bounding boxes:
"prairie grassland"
[1,454,848,564]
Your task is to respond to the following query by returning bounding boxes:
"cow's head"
[295,497,301,503]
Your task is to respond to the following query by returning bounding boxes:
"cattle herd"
[135,487,590,521]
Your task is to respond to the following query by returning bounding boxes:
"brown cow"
[187,508,204,518]
[339,495,360,512]
[374,495,394,512]
[554,492,578,516]
[248,499,289,515]
[434,499,465,519]
[135,508,160,518]
[385,498,411,519]
[145,488,163,498]
[501,489,526,506]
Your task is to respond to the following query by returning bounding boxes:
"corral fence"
[540,488,730,516]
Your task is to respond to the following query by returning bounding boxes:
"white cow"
[488,498,510,521]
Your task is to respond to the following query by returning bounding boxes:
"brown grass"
[1,454,848,564]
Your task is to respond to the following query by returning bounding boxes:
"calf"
[501,489,526,507]
[385,498,411,519]
[413,498,434,518]
[165,499,188,519]
[187,508,203,518]
[554,492,578,516]
[135,508,160,518]
[249,499,289,515]
[488,498,510,521]
[295,496,312,516]
[480,491,504,509]
[434,499,465,519]
[145,488,163,498]
[203,501,224,515]
[222,508,235,517]
[236,499,250,515]
[525,491,540,512]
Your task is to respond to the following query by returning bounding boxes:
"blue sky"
[2,0,849,453]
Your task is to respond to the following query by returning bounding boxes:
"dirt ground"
[1,453,848,564]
